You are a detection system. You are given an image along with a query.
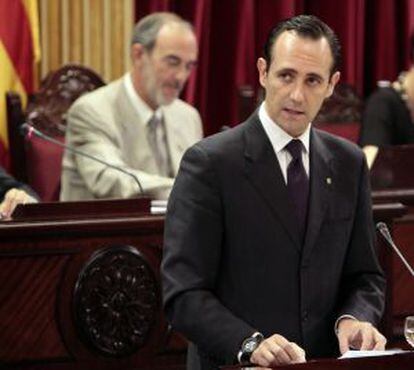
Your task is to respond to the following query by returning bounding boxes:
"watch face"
[243,338,258,353]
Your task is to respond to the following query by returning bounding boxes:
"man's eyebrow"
[306,72,324,80]
[163,54,198,66]
[164,54,181,61]
[275,67,297,74]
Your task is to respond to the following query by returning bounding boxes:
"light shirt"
[258,103,310,184]
[123,73,163,124]
[123,73,172,177]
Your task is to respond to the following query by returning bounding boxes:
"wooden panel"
[61,0,70,63]
[124,0,134,71]
[47,0,61,71]
[39,0,49,77]
[110,0,126,79]
[224,352,414,370]
[39,0,134,82]
[69,0,83,62]
[392,220,414,314]
[103,0,111,80]
[371,145,414,340]
[0,200,186,370]
[89,0,104,74]
[0,255,70,361]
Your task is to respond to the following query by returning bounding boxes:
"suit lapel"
[244,115,302,250]
[302,129,333,261]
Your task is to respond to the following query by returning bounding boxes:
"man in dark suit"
[0,166,38,218]
[162,15,386,369]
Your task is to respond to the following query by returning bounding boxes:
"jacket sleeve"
[0,167,38,201]
[335,156,386,325]
[161,144,255,364]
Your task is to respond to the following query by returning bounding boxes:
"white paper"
[150,200,167,214]
[151,200,168,207]
[150,207,166,214]
[339,349,409,359]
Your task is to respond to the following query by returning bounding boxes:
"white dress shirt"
[124,73,172,177]
[258,103,310,184]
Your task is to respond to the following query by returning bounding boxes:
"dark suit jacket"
[0,167,37,202]
[161,114,385,370]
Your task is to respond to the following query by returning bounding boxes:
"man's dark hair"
[263,14,341,75]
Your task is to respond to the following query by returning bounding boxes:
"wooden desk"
[222,352,414,370]
[0,196,409,369]
[0,199,186,370]
[370,145,414,343]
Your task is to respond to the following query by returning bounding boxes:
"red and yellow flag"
[0,0,40,168]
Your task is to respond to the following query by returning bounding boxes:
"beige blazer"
[60,78,202,201]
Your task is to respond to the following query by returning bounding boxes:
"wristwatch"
[237,332,264,364]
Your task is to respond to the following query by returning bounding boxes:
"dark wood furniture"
[373,202,408,343]
[0,199,406,370]
[371,144,414,344]
[6,64,105,201]
[313,83,363,125]
[223,352,414,369]
[0,199,186,370]
[312,83,362,143]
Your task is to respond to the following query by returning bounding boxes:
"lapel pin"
[326,177,332,185]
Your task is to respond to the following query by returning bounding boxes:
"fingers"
[284,342,306,363]
[338,331,350,355]
[0,189,35,219]
[250,334,306,367]
[360,325,375,350]
[337,319,387,353]
[357,323,387,351]
[373,330,387,350]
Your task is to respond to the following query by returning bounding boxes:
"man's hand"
[250,334,306,367]
[0,188,37,219]
[337,318,387,354]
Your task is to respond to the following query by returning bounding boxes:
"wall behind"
[39,0,134,83]
[36,0,414,137]
[135,0,414,136]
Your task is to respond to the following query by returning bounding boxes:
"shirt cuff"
[334,314,357,336]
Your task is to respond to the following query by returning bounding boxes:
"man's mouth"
[164,82,182,91]
[283,107,305,116]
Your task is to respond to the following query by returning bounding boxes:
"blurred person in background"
[61,12,202,201]
[360,33,414,168]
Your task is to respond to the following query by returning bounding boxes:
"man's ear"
[257,57,268,88]
[326,71,341,98]
[131,43,145,63]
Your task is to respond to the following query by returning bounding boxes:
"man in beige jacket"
[60,12,202,201]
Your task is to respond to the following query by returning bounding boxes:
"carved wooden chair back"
[6,64,105,201]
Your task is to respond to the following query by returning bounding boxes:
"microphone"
[21,123,144,194]
[376,222,414,276]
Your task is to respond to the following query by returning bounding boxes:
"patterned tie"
[285,139,309,242]
[147,114,173,177]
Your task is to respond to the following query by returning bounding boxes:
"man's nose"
[175,64,190,84]
[289,82,305,103]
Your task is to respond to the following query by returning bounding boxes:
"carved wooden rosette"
[73,245,158,357]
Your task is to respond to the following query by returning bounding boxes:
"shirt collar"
[123,73,163,125]
[258,103,310,154]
